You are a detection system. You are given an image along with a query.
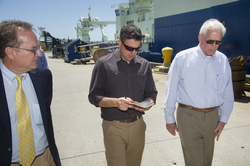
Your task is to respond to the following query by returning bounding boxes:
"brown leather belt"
[179,103,217,113]
[112,115,142,123]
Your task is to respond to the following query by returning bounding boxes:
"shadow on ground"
[234,91,250,103]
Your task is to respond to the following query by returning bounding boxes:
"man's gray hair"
[199,18,226,38]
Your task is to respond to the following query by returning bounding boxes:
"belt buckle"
[127,118,134,123]
[204,107,214,113]
[113,116,139,123]
[127,116,137,123]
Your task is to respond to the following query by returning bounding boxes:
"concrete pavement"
[45,52,250,166]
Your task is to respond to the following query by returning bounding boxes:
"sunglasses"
[203,36,223,45]
[121,40,141,51]
[12,47,39,55]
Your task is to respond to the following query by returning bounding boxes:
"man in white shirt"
[164,18,234,166]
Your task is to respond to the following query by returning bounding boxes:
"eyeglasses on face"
[202,36,223,45]
[121,40,141,51]
[11,47,39,55]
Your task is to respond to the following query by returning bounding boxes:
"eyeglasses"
[203,36,223,45]
[12,47,39,55]
[121,40,141,51]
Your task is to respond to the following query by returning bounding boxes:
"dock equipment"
[63,39,88,63]
[75,7,116,42]
[74,40,119,64]
[229,56,250,99]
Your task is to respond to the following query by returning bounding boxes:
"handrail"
[76,40,119,62]
[76,38,153,62]
[79,40,118,47]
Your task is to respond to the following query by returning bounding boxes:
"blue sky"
[0,0,127,41]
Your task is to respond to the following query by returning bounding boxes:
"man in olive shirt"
[88,24,157,166]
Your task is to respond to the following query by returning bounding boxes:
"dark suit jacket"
[0,67,61,166]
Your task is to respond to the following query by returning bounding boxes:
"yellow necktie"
[15,75,35,166]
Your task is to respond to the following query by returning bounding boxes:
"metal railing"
[76,38,153,62]
[76,40,119,62]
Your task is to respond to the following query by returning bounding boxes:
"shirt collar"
[0,59,28,83]
[114,48,141,64]
[114,48,122,62]
[197,44,214,61]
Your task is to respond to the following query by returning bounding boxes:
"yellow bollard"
[161,47,173,66]
[93,46,99,50]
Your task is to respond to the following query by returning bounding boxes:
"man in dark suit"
[0,20,61,166]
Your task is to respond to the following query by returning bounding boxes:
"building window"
[127,20,134,24]
[115,9,120,16]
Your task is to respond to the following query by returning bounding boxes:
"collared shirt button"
[8,148,11,151]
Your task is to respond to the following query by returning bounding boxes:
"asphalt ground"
[45,52,250,166]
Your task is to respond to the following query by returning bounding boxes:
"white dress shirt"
[164,44,234,124]
[0,59,48,162]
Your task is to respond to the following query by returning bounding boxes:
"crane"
[75,7,116,42]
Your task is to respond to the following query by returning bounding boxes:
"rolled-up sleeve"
[143,63,157,103]
[88,60,105,107]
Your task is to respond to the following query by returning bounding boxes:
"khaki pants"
[177,106,219,166]
[102,117,146,166]
[11,147,56,166]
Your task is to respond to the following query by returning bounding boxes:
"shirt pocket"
[105,72,124,96]
[215,74,225,90]
[131,73,147,95]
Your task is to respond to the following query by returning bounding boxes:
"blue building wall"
[153,0,250,73]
